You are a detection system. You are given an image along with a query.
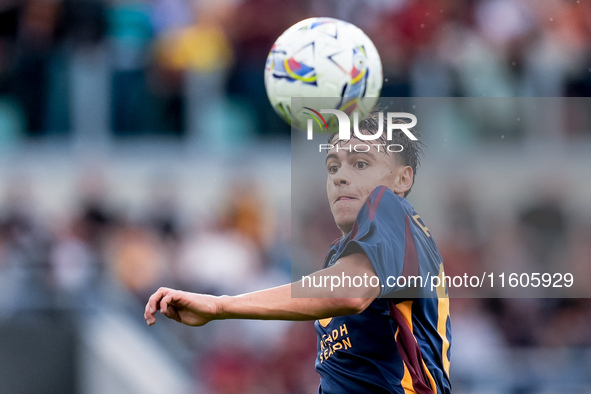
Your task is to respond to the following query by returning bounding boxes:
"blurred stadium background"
[0,0,590,393]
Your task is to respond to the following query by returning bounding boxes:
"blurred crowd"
[0,173,318,393]
[1,0,591,393]
[437,184,591,391]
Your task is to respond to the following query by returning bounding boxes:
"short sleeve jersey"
[315,186,452,394]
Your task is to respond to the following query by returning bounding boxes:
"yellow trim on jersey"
[395,300,438,394]
[437,298,451,376]
[421,359,438,394]
[435,263,451,376]
[396,300,414,328]
[435,264,447,298]
[412,214,432,238]
[401,362,416,393]
[318,317,332,327]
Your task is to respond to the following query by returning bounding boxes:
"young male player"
[145,111,452,393]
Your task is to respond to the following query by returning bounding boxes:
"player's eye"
[354,161,368,169]
[327,164,339,174]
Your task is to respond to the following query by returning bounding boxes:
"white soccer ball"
[264,17,383,131]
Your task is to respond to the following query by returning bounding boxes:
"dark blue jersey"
[315,186,452,394]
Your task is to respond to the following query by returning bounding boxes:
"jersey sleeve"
[336,185,420,298]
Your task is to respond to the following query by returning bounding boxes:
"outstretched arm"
[144,252,380,326]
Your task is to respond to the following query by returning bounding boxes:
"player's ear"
[392,166,413,197]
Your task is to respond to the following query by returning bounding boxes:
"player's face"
[326,139,400,235]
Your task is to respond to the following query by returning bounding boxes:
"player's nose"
[332,167,351,186]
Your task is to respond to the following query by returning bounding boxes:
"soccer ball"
[264,17,383,131]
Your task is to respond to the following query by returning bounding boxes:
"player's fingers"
[163,304,181,322]
[144,302,151,322]
[147,287,171,313]
[145,301,159,325]
[145,287,172,325]
[160,292,178,316]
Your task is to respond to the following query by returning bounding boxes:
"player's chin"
[332,210,357,233]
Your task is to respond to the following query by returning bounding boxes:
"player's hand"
[144,287,220,327]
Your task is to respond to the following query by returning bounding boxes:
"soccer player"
[145,111,452,393]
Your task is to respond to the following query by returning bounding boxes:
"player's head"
[325,110,423,234]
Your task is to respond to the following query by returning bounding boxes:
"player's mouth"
[335,196,356,203]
